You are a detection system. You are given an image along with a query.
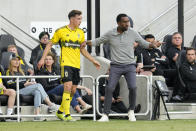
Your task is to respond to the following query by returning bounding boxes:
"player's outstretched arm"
[80,48,101,70]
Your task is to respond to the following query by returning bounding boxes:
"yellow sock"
[59,92,71,115]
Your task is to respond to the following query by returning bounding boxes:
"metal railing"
[95,75,152,117]
[0,75,96,122]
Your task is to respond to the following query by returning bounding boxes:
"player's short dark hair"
[144,34,155,40]
[116,13,128,23]
[39,31,50,40]
[68,10,82,20]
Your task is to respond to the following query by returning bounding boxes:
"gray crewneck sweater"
[92,28,150,64]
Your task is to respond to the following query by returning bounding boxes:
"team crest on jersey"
[64,71,68,77]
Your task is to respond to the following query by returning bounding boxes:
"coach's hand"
[37,59,44,70]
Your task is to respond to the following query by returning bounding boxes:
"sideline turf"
[0,120,196,131]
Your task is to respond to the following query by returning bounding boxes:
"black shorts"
[61,66,80,85]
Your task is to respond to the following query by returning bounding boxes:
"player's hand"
[93,60,101,70]
[37,59,44,70]
[86,40,92,46]
[80,41,87,49]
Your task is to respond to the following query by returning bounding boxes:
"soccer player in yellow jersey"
[37,10,100,121]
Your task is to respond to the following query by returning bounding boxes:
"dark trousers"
[104,63,137,115]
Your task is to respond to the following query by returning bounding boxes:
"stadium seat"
[19,94,34,106]
[0,52,14,70]
[162,35,172,55]
[191,35,196,49]
[16,45,25,59]
[0,34,16,61]
[0,95,8,106]
[48,94,62,105]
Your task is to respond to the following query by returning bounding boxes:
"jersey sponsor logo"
[61,40,80,49]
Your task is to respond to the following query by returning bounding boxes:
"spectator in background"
[180,48,196,100]
[134,42,152,76]
[7,45,34,75]
[0,70,16,119]
[166,32,184,69]
[37,52,92,114]
[30,32,56,73]
[4,55,57,120]
[144,34,169,76]
[166,32,184,100]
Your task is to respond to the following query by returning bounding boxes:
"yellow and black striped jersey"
[0,72,3,94]
[50,25,85,69]
[0,72,2,84]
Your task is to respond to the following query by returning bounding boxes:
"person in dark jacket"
[37,52,92,114]
[29,32,56,73]
[180,47,196,99]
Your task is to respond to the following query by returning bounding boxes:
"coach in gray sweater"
[86,13,160,122]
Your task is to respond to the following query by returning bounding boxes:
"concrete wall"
[0,0,195,57]
[0,0,176,33]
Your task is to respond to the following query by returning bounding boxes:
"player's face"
[186,50,196,64]
[72,15,82,27]
[118,17,130,32]
[45,56,54,67]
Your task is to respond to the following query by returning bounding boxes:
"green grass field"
[1,119,196,131]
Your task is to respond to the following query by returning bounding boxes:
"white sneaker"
[128,110,136,122]
[48,103,57,113]
[83,104,92,110]
[79,104,92,114]
[97,114,109,122]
